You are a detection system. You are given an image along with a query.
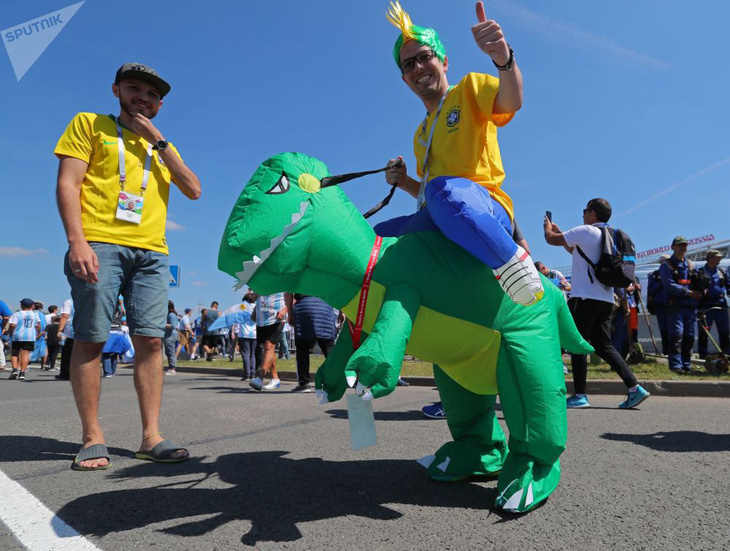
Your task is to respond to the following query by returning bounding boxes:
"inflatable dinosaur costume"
[218,152,593,513]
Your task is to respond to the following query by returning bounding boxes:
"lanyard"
[417,86,453,209]
[116,119,153,194]
[347,236,383,350]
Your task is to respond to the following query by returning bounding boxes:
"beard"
[118,91,158,120]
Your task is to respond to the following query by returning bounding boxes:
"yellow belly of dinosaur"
[342,282,501,395]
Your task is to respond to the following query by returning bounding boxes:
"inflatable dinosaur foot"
[418,440,506,483]
[494,454,560,513]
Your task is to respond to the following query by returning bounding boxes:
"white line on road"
[0,468,100,550]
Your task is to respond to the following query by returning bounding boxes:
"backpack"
[576,226,636,288]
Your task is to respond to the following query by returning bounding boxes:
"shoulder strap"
[575,245,596,269]
[575,246,596,284]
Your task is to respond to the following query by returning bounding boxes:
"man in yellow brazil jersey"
[381,1,543,306]
[55,63,201,470]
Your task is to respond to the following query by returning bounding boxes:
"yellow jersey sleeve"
[462,73,515,128]
[54,112,94,162]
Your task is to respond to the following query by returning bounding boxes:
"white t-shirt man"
[60,299,75,339]
[562,222,613,303]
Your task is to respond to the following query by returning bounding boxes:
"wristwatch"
[492,45,515,71]
[153,139,168,151]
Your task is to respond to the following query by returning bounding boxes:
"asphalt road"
[1,368,729,550]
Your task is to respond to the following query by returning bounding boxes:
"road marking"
[0,468,100,550]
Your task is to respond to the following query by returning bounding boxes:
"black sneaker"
[8,370,18,380]
[18,371,26,381]
[291,383,313,393]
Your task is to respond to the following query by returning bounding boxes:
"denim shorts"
[65,242,169,343]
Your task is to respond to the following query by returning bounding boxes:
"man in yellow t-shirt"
[383,2,543,307]
[54,63,202,471]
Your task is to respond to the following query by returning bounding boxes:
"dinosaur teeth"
[232,201,309,286]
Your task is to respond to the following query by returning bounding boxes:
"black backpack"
[576,226,636,288]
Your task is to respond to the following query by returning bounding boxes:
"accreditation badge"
[116,191,144,224]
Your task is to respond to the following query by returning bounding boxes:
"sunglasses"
[400,49,436,74]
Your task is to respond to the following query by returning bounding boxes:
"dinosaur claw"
[317,390,329,404]
[416,455,436,469]
[346,375,357,388]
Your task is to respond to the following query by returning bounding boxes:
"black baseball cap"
[20,298,34,308]
[114,63,171,98]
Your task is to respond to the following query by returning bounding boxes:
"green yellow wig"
[387,1,446,69]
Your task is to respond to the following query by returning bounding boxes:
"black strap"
[575,226,612,285]
[362,185,397,219]
[320,166,390,188]
[320,159,403,219]
[575,246,595,284]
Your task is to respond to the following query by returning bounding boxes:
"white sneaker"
[249,377,263,391]
[263,378,281,390]
[493,245,544,306]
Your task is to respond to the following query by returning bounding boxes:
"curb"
[172,366,730,398]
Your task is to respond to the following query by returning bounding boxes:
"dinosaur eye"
[266,174,290,195]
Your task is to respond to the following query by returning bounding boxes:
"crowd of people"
[646,244,730,370]
[155,291,342,393]
[0,298,79,380]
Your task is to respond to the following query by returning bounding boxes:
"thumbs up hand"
[471,1,510,66]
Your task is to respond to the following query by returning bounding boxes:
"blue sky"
[1,0,729,313]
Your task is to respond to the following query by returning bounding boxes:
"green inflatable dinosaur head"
[218,152,374,301]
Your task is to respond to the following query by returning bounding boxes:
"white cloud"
[191,280,208,287]
[619,156,730,216]
[0,247,49,258]
[492,0,669,69]
[166,220,186,231]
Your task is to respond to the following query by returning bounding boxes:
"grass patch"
[178,354,729,381]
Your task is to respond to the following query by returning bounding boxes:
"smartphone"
[545,210,553,223]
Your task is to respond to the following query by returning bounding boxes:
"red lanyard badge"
[347,236,383,349]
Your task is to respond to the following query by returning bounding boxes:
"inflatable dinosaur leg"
[493,313,567,513]
[424,176,543,306]
[314,327,357,403]
[421,364,507,482]
[424,176,515,268]
[346,284,421,399]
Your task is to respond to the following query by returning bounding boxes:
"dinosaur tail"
[550,287,594,354]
